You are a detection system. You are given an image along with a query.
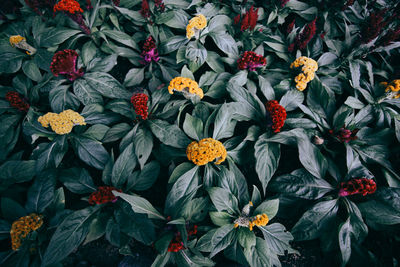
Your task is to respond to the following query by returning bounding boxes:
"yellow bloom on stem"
[10,214,43,250]
[38,109,86,135]
[248,213,269,231]
[186,14,207,39]
[9,35,37,55]
[290,56,318,91]
[186,138,227,166]
[380,79,400,100]
[168,77,204,99]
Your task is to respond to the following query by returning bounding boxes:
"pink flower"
[141,36,160,64]
[50,49,84,81]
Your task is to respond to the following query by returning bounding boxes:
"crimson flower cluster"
[53,0,90,35]
[234,5,258,31]
[5,91,30,112]
[167,225,198,252]
[155,0,165,11]
[339,178,377,197]
[140,0,150,19]
[50,49,84,81]
[288,18,317,52]
[141,36,160,64]
[131,93,149,120]
[266,100,287,133]
[329,128,358,143]
[88,186,122,205]
[237,51,266,71]
[361,9,388,44]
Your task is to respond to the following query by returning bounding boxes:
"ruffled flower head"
[141,36,160,64]
[329,128,358,143]
[168,77,204,99]
[154,0,165,12]
[266,100,287,133]
[50,49,84,81]
[9,35,37,55]
[186,138,227,166]
[234,5,259,31]
[234,202,269,231]
[339,178,376,197]
[38,109,86,135]
[167,224,197,252]
[288,18,317,52]
[290,56,318,91]
[10,214,43,250]
[131,93,149,120]
[53,0,82,13]
[380,79,400,100]
[88,186,122,205]
[5,91,30,112]
[186,14,207,39]
[237,51,266,71]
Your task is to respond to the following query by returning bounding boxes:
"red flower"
[154,0,164,11]
[53,0,82,13]
[141,36,160,64]
[88,186,122,205]
[140,0,150,18]
[339,178,377,197]
[287,18,295,33]
[361,9,388,44]
[50,49,84,81]
[329,128,358,143]
[289,18,317,52]
[237,51,266,71]
[280,0,290,8]
[131,93,149,120]
[112,0,119,6]
[167,224,197,253]
[266,100,287,133]
[235,5,259,31]
[5,91,30,112]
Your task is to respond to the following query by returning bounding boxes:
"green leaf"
[197,229,217,252]
[183,113,203,140]
[210,33,239,56]
[279,90,304,112]
[134,127,153,169]
[71,136,110,170]
[270,169,334,199]
[0,41,25,73]
[0,160,36,184]
[84,72,131,99]
[338,218,352,266]
[260,223,297,255]
[244,237,272,267]
[297,135,327,179]
[254,198,279,220]
[147,119,191,148]
[259,76,275,100]
[254,134,280,194]
[1,198,26,221]
[22,60,42,82]
[129,161,160,191]
[209,211,233,227]
[42,206,99,266]
[38,28,81,47]
[59,168,96,194]
[237,227,256,249]
[112,143,137,188]
[210,224,236,257]
[102,30,139,51]
[113,191,165,220]
[36,135,68,172]
[349,61,361,89]
[213,103,238,140]
[124,68,145,87]
[292,199,339,240]
[73,79,103,105]
[185,41,207,66]
[161,36,189,54]
[50,85,80,112]
[208,187,239,215]
[25,170,56,213]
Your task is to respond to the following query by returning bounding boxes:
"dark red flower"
[167,224,197,253]
[266,100,287,133]
[361,9,388,44]
[154,0,164,12]
[131,93,149,120]
[86,0,92,9]
[287,18,295,33]
[288,18,317,52]
[339,178,377,197]
[88,186,122,205]
[237,51,266,71]
[140,0,150,19]
[141,36,160,64]
[329,128,358,143]
[5,91,30,112]
[236,5,259,31]
[50,49,84,81]
[111,0,119,6]
[280,0,290,8]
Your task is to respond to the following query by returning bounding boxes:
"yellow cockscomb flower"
[186,138,227,166]
[10,214,43,250]
[290,56,318,91]
[38,109,86,135]
[248,213,269,231]
[186,14,207,39]
[9,35,37,55]
[168,77,204,99]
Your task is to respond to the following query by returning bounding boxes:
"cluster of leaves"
[0,0,400,266]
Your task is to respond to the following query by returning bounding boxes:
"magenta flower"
[50,49,84,81]
[141,36,160,64]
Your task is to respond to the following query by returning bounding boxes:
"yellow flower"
[186,138,227,166]
[10,214,43,251]
[248,213,269,231]
[382,79,400,99]
[291,56,318,91]
[186,14,207,39]
[9,35,37,55]
[38,109,86,135]
[168,77,204,99]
